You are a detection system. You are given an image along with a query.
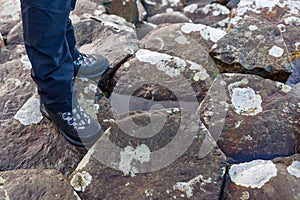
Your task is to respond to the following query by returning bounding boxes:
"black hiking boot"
[74,53,110,79]
[40,102,102,147]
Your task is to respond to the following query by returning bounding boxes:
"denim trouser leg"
[66,0,80,61]
[21,0,76,112]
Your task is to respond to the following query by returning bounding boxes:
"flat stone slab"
[111,48,216,103]
[223,154,300,199]
[69,109,226,199]
[211,16,293,82]
[140,22,226,54]
[0,169,80,200]
[198,73,300,163]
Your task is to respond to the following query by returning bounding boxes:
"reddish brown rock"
[111,48,215,103]
[0,58,34,120]
[0,169,80,200]
[211,16,293,82]
[69,109,226,199]
[198,73,300,163]
[103,0,139,24]
[142,0,185,17]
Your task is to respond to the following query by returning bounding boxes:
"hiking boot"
[40,102,102,147]
[74,53,110,79]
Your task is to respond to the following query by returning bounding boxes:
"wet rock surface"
[198,73,300,163]
[0,169,81,200]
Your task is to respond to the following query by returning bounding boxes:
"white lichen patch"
[144,189,154,197]
[248,25,258,31]
[119,144,151,176]
[136,49,187,78]
[193,70,209,81]
[84,83,98,94]
[70,171,92,192]
[180,23,226,43]
[231,0,300,25]
[269,45,284,58]
[183,4,198,13]
[231,87,262,116]
[241,191,250,200]
[4,190,10,200]
[277,24,286,32]
[287,161,300,178]
[14,96,43,125]
[162,0,181,7]
[173,175,212,198]
[0,176,6,185]
[174,35,190,45]
[276,82,292,92]
[284,16,300,25]
[229,160,277,188]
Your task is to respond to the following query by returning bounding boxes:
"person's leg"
[66,0,80,61]
[21,0,73,112]
[65,0,110,79]
[21,0,103,147]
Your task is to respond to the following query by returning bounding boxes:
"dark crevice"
[219,163,230,200]
[98,53,132,97]
[210,52,291,83]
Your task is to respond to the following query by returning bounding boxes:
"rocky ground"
[0,0,300,199]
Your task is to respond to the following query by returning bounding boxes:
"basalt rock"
[223,154,300,200]
[103,0,139,24]
[0,169,81,200]
[73,15,138,90]
[69,109,226,199]
[198,73,300,163]
[183,3,230,29]
[141,0,185,18]
[211,16,293,82]
[139,22,226,61]
[111,48,216,104]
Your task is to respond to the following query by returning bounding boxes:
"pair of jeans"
[21,0,79,112]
